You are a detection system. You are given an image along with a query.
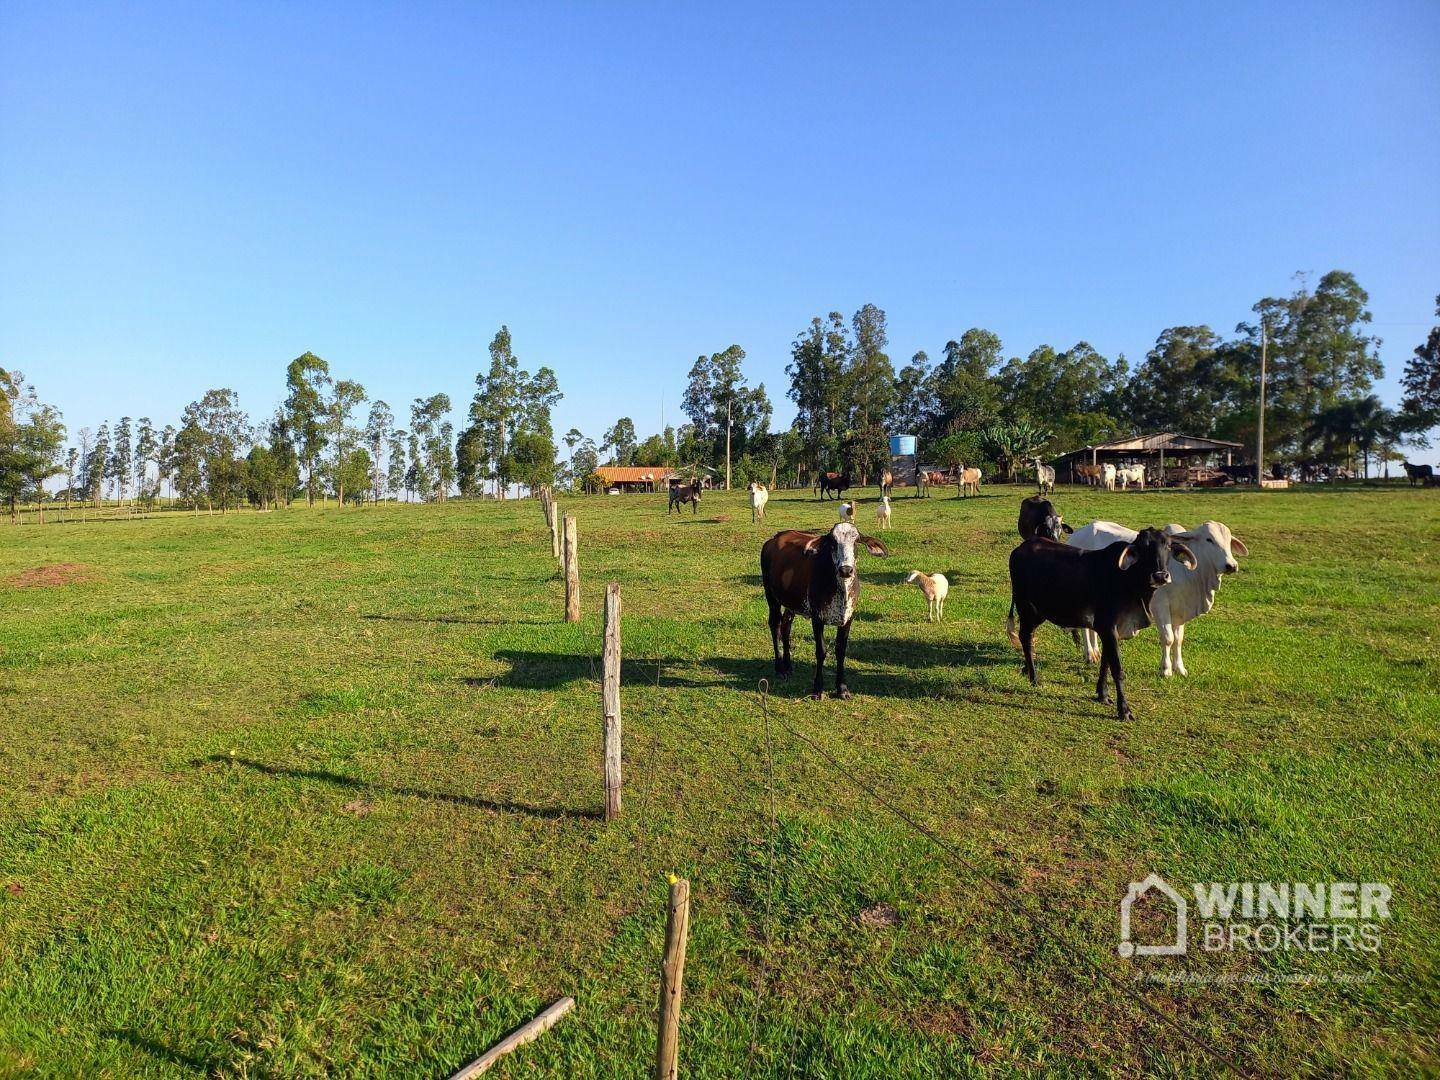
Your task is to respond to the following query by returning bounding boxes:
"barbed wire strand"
[754,679,1265,1080]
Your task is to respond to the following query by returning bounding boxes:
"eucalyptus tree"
[410,394,450,501]
[64,447,78,508]
[464,326,561,498]
[87,424,110,506]
[845,304,896,484]
[284,351,331,505]
[787,313,850,479]
[602,417,637,467]
[326,379,367,506]
[133,417,157,506]
[364,400,394,503]
[387,428,408,501]
[108,416,133,504]
[682,344,769,487]
[182,389,248,512]
[158,424,177,503]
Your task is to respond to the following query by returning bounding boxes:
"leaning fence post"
[602,582,622,821]
[548,499,561,561]
[563,515,580,622]
[655,875,690,1080]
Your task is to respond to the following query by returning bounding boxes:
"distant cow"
[749,482,769,523]
[957,465,982,498]
[761,523,888,699]
[1006,527,1196,721]
[668,481,702,515]
[1101,463,1117,491]
[1403,462,1434,487]
[1074,463,1103,486]
[880,469,894,497]
[1117,464,1145,490]
[1018,495,1073,543]
[876,496,892,530]
[1068,520,1247,678]
[1033,457,1055,495]
[817,470,852,500]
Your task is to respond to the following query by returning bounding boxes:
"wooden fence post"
[563,515,580,622]
[602,582,622,821]
[655,876,690,1080]
[548,499,560,561]
[448,997,575,1078]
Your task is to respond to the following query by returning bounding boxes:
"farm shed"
[1054,432,1245,486]
[593,467,678,493]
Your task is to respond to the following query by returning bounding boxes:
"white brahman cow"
[1101,463,1117,491]
[749,481,769,523]
[1117,464,1145,490]
[1066,519,1248,677]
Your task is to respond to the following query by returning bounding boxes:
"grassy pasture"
[1,484,1437,1077]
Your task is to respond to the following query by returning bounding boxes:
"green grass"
[1,484,1437,1076]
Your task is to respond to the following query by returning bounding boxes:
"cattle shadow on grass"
[489,638,1012,699]
[194,755,601,822]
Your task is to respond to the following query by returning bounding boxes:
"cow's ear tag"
[1171,542,1197,570]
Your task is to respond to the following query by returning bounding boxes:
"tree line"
[5,270,1438,519]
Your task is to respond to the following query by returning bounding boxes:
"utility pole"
[1255,321,1268,486]
[724,397,732,491]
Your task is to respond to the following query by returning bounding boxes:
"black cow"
[1006,528,1196,721]
[817,470,852,501]
[1018,495,1074,543]
[1403,462,1434,487]
[760,523,887,699]
[668,481,702,514]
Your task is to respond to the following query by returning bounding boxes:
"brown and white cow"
[760,523,888,699]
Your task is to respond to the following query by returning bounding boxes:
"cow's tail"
[1006,599,1021,648]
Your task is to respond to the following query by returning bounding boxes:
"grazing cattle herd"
[654,464,1423,711]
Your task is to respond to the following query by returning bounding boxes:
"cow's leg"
[1174,623,1188,677]
[833,620,851,699]
[768,600,787,676]
[779,611,794,676]
[1020,617,1039,685]
[810,617,827,700]
[1158,622,1176,678]
[1098,626,1132,721]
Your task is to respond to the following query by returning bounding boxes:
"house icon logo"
[1119,873,1187,957]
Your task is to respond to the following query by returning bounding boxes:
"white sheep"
[877,496,892,530]
[905,570,949,621]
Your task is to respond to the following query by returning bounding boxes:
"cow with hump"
[761,522,888,699]
[1067,520,1247,677]
[1007,527,1196,721]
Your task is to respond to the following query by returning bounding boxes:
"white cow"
[1067,520,1248,677]
[1117,464,1146,490]
[749,482,769,523]
[1033,456,1055,495]
[1101,463,1117,491]
[877,495,892,530]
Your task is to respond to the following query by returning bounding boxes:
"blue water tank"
[889,435,917,457]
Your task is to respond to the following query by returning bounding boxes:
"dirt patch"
[5,563,92,588]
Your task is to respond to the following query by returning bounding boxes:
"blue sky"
[3,1,1437,448]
